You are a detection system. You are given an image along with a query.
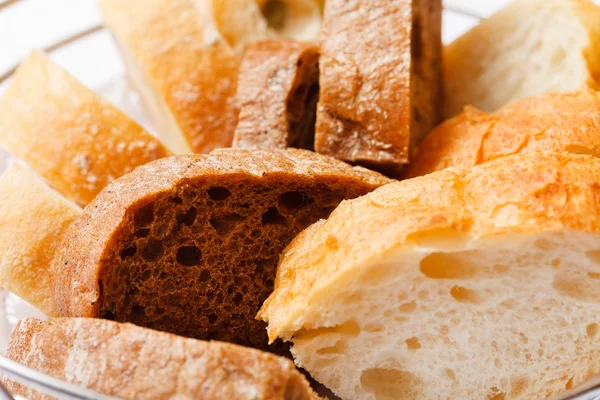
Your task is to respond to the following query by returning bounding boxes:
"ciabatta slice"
[260,151,600,400]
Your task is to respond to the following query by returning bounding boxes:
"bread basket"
[0,0,599,399]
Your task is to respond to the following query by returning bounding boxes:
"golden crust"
[407,89,600,178]
[51,148,391,318]
[5,317,315,400]
[259,152,600,340]
[0,164,80,317]
[0,51,172,206]
[232,40,320,150]
[314,0,442,175]
[98,0,241,153]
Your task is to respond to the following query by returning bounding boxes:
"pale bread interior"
[444,0,591,118]
[289,230,600,399]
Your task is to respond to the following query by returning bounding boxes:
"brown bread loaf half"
[406,88,600,178]
[314,0,442,176]
[232,40,320,150]
[52,149,391,353]
[5,317,316,400]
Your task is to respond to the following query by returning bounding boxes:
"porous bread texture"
[0,51,171,206]
[98,0,321,154]
[0,164,80,317]
[259,152,600,400]
[407,88,600,178]
[314,0,442,176]
[233,40,320,150]
[5,317,315,400]
[443,0,600,118]
[52,149,390,354]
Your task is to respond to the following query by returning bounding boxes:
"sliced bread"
[232,40,320,150]
[0,51,171,206]
[0,164,80,317]
[407,88,600,178]
[260,151,600,400]
[5,317,315,400]
[443,0,600,118]
[314,0,442,175]
[52,149,390,353]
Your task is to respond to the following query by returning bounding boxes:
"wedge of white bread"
[443,0,600,118]
[259,151,600,400]
[0,51,172,206]
[97,0,322,154]
[0,164,81,317]
[5,317,317,400]
[407,88,600,178]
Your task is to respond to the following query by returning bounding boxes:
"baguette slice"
[407,88,600,178]
[232,40,320,150]
[260,151,600,400]
[5,317,316,400]
[443,0,600,118]
[52,149,391,354]
[98,0,321,154]
[0,164,80,317]
[0,51,172,206]
[314,0,442,175]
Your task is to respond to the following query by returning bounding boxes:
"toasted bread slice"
[52,149,390,353]
[443,0,600,118]
[233,40,320,150]
[407,88,600,178]
[0,51,172,206]
[5,317,315,400]
[260,151,600,399]
[0,164,80,317]
[314,0,442,175]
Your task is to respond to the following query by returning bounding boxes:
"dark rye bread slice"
[52,149,391,353]
[5,317,316,400]
[232,40,320,150]
[314,0,442,176]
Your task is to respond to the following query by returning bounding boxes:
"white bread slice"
[0,51,172,206]
[443,0,600,118]
[0,164,81,317]
[97,0,321,153]
[407,88,600,178]
[259,151,600,400]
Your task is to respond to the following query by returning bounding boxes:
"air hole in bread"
[420,252,479,279]
[134,203,154,227]
[585,250,600,265]
[487,387,506,400]
[207,187,232,201]
[445,369,456,381]
[130,305,146,322]
[565,377,575,389]
[360,368,422,399]
[510,375,530,397]
[176,246,202,267]
[316,339,348,355]
[141,239,163,262]
[279,191,311,211]
[552,271,600,302]
[565,145,600,158]
[588,271,600,279]
[261,0,287,31]
[120,245,137,260]
[262,207,288,226]
[364,323,384,333]
[587,323,599,338]
[210,213,243,236]
[450,285,483,304]
[295,320,361,341]
[405,337,421,350]
[493,264,510,273]
[176,207,197,226]
[399,301,417,313]
[135,228,150,238]
[405,228,470,250]
[171,196,183,204]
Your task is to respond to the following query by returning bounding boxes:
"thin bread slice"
[443,0,600,118]
[407,88,600,178]
[0,164,80,317]
[232,40,320,150]
[98,0,322,154]
[5,317,316,400]
[259,151,600,399]
[314,0,442,175]
[0,51,172,206]
[52,149,391,354]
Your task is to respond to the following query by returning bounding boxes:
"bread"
[259,151,600,400]
[0,164,80,317]
[98,0,322,154]
[443,0,600,119]
[0,51,172,206]
[407,88,600,178]
[314,0,442,175]
[52,149,391,354]
[5,317,316,400]
[232,40,320,150]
